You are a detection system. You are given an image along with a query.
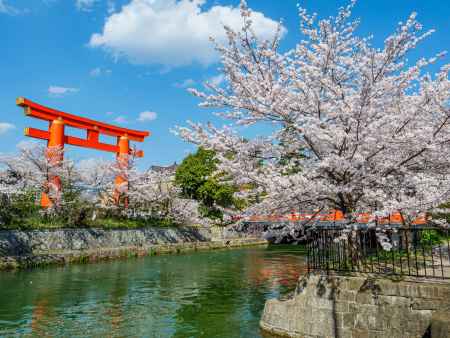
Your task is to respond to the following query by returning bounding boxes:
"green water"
[0,246,307,338]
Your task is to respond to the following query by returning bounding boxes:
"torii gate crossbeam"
[16,97,150,208]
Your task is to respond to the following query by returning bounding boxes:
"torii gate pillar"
[42,118,65,208]
[114,135,130,207]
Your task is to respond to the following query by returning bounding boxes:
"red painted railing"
[241,210,427,225]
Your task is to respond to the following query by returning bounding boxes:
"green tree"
[175,148,241,220]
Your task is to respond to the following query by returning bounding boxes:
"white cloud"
[48,86,79,97]
[174,78,196,88]
[90,67,112,77]
[113,115,128,124]
[138,111,157,122]
[76,0,97,11]
[0,0,21,15]
[0,122,15,135]
[89,0,285,67]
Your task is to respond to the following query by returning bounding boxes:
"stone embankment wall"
[260,273,450,338]
[0,226,267,270]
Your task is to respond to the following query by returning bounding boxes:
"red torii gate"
[16,97,150,208]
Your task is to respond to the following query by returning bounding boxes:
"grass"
[0,215,180,231]
[88,216,178,229]
[0,189,185,231]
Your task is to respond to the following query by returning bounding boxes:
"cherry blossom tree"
[123,166,208,225]
[86,152,208,225]
[0,143,75,209]
[175,0,450,227]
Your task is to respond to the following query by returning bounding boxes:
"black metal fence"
[306,227,450,279]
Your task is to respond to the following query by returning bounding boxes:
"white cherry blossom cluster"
[175,0,450,226]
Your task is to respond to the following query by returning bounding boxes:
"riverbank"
[0,227,267,270]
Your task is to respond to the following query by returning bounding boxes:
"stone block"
[309,316,333,337]
[338,328,352,338]
[334,301,349,313]
[437,285,450,299]
[377,280,399,296]
[352,328,370,338]
[417,285,436,299]
[396,284,411,298]
[291,315,306,333]
[379,294,411,307]
[355,313,370,330]
[368,312,386,331]
[383,328,404,338]
[381,308,403,330]
[368,330,386,338]
[355,292,376,305]
[299,302,313,319]
[311,295,333,309]
[342,312,355,328]
[336,289,357,302]
[349,277,366,290]
[410,284,423,298]
[411,299,442,311]
[431,311,450,338]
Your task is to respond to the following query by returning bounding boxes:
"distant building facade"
[150,162,178,175]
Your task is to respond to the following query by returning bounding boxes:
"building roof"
[150,162,178,174]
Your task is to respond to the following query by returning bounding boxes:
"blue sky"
[0,0,449,169]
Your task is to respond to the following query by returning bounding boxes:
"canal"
[0,245,307,337]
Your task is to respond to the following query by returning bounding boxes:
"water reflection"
[246,246,308,290]
[0,245,306,338]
